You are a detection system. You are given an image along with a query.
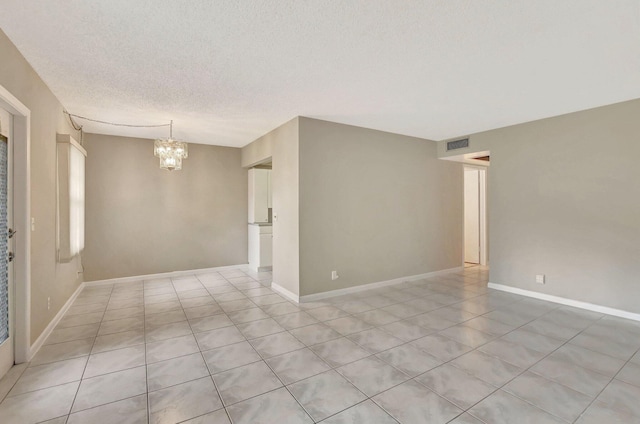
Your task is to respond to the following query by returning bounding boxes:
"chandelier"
[154,120,188,171]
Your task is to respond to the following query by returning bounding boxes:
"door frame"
[0,84,31,364]
[463,164,488,266]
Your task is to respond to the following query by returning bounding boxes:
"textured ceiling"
[0,1,639,147]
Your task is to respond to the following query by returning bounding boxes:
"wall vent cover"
[447,138,469,151]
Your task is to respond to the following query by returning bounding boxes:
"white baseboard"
[488,282,640,322]
[271,283,299,303]
[297,267,463,303]
[84,264,248,287]
[27,282,86,361]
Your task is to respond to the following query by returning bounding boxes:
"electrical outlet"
[536,274,545,284]
[31,217,36,231]
[47,297,51,310]
[331,270,339,280]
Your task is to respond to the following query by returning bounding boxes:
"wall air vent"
[447,138,469,151]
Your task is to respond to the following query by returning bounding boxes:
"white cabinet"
[248,224,272,272]
[248,168,271,223]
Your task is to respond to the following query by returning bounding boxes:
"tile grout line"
[66,282,115,422]
[5,268,639,424]
[569,340,640,423]
[184,272,234,424]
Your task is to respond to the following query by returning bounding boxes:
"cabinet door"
[260,233,272,267]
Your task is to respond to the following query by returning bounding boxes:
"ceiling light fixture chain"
[62,111,189,171]
[63,111,172,128]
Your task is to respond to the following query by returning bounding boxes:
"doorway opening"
[0,106,13,379]
[0,84,31,377]
[464,165,488,266]
[247,159,273,275]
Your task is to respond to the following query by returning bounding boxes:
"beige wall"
[241,118,300,295]
[83,134,247,281]
[298,118,463,296]
[0,29,83,343]
[451,99,640,313]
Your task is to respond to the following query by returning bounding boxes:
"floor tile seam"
[205,356,264,378]
[6,373,87,400]
[534,305,605,330]
[205,362,278,409]
[146,315,190,328]
[64,392,148,421]
[182,307,229,422]
[103,301,145,311]
[551,317,636,377]
[286,325,343,346]
[286,371,368,423]
[612,345,640,390]
[91,337,146,356]
[404,351,503,412]
[62,308,108,318]
[97,323,147,338]
[33,414,69,424]
[417,372,501,420]
[144,359,211,394]
[257,347,323,423]
[464,408,495,424]
[368,381,465,424]
[569,385,615,423]
[463,321,604,423]
[142,293,151,424]
[475,308,538,328]
[238,325,289,341]
[446,283,562,424]
[71,299,110,308]
[31,274,604,422]
[315,398,401,424]
[472,304,573,355]
[552,342,636,377]
[0,364,29,404]
[334,361,414,397]
[335,328,445,373]
[413,328,477,352]
[67,284,114,418]
[273,342,373,380]
[565,333,640,360]
[174,408,231,424]
[501,384,588,424]
[571,343,640,423]
[103,311,145,321]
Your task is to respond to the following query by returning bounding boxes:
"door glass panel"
[0,135,7,344]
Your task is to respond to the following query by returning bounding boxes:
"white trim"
[270,282,299,303]
[56,133,86,157]
[463,165,488,267]
[84,264,248,287]
[27,282,85,361]
[478,167,488,266]
[0,84,31,364]
[441,150,491,167]
[299,267,463,303]
[487,282,640,322]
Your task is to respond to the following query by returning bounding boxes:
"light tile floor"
[0,266,639,423]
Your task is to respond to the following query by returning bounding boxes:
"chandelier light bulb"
[154,120,189,171]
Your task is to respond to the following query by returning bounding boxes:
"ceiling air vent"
[447,138,469,151]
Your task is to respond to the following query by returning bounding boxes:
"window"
[57,134,86,261]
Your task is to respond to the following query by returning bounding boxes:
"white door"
[464,168,480,264]
[0,107,14,378]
